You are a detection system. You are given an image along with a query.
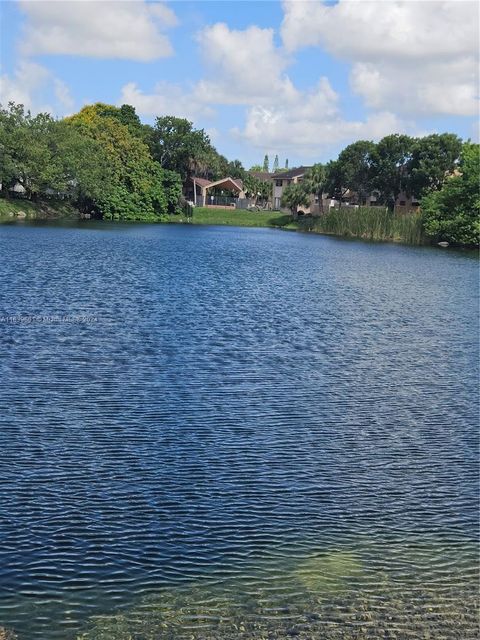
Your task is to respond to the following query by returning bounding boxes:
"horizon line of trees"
[0,101,478,243]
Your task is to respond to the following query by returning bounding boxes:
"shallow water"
[0,223,478,639]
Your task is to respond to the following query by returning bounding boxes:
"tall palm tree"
[305,163,327,213]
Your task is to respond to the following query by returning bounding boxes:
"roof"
[203,176,244,192]
[191,176,244,191]
[272,166,312,180]
[249,171,274,182]
[192,177,212,187]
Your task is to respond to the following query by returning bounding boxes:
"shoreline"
[0,200,475,249]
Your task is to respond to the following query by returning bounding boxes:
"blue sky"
[1,0,478,168]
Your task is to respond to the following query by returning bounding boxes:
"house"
[187,176,246,208]
[271,166,310,210]
[249,171,275,183]
[271,167,336,215]
[272,168,421,215]
[364,191,420,212]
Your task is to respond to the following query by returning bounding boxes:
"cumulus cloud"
[0,60,74,115]
[19,0,178,61]
[119,81,215,120]
[350,58,478,117]
[233,78,410,155]
[281,0,479,117]
[194,22,298,105]
[281,0,477,60]
[117,20,416,154]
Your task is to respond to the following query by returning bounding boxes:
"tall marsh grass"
[305,206,424,245]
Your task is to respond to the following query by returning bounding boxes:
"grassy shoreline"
[0,199,443,247]
[174,207,294,229]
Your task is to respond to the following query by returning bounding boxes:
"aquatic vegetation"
[293,550,363,595]
[302,206,425,244]
[77,542,479,640]
[77,580,479,640]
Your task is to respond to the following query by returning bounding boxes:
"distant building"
[187,176,246,207]
[271,166,310,210]
[271,167,336,215]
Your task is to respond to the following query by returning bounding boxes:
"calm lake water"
[0,222,478,639]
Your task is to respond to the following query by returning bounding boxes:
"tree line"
[0,102,478,244]
[281,135,479,245]
[0,102,246,221]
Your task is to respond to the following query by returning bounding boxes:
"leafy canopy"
[421,142,479,245]
[67,104,169,220]
[281,182,310,216]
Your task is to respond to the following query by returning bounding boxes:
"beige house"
[271,167,336,215]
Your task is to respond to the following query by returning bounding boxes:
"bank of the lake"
[0,198,79,220]
[176,206,294,229]
[0,200,467,247]
[175,207,427,245]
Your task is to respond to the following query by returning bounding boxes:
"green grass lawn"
[173,207,293,228]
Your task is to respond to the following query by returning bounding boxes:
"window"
[399,200,406,206]
[275,180,283,187]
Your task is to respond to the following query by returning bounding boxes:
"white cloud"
[0,60,73,115]
[233,79,410,155]
[116,20,416,156]
[118,22,298,120]
[19,0,178,61]
[53,78,75,112]
[281,0,479,117]
[281,0,477,60]
[194,22,298,105]
[350,57,478,117]
[1,60,49,109]
[119,81,215,120]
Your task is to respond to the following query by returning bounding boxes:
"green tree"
[263,154,269,172]
[249,164,263,172]
[244,173,262,204]
[409,133,462,198]
[0,102,117,210]
[370,134,414,210]
[421,142,479,245]
[149,116,213,182]
[49,120,113,211]
[226,159,245,179]
[285,158,289,169]
[160,169,183,215]
[68,104,168,220]
[281,182,310,218]
[0,103,64,199]
[90,103,145,140]
[245,174,272,206]
[273,155,279,172]
[305,163,328,213]
[331,140,375,204]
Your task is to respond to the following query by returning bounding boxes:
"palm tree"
[281,183,310,219]
[305,163,327,213]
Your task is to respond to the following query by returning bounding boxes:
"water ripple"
[0,223,478,639]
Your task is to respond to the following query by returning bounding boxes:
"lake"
[0,222,478,639]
